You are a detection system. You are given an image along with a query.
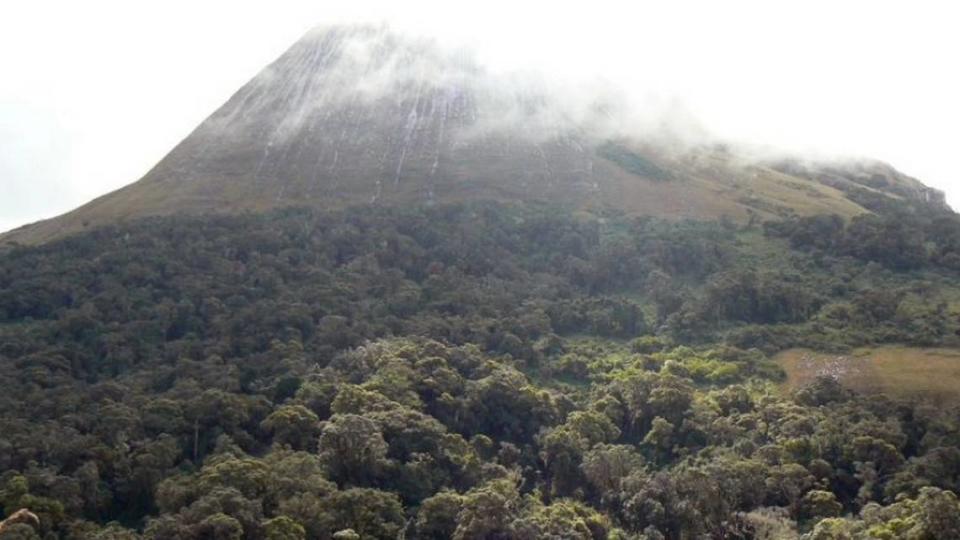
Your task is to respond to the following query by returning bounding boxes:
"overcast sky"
[2,0,959,233]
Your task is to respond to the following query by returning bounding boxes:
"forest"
[2,199,960,539]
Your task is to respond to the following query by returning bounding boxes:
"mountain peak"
[1,25,949,245]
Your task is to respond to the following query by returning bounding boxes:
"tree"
[514,499,612,540]
[800,490,842,521]
[643,417,676,463]
[261,405,320,451]
[581,444,645,496]
[198,456,271,500]
[453,478,521,540]
[317,414,389,486]
[326,489,404,540]
[416,491,463,539]
[262,516,306,540]
[0,510,40,538]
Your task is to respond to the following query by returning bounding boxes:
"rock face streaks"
[142,25,599,208]
[1,25,949,246]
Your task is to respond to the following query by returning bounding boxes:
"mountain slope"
[5,25,960,539]
[0,25,948,245]
[4,200,960,538]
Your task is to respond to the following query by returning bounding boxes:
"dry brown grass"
[1,142,874,246]
[775,346,960,403]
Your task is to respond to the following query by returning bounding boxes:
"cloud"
[212,23,716,154]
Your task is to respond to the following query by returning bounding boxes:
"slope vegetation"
[3,202,960,537]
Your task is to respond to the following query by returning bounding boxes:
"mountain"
[0,25,947,245]
[5,24,960,539]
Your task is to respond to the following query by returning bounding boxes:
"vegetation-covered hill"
[2,23,959,540]
[3,200,960,538]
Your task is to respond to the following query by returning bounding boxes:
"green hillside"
[3,200,960,538]
[2,23,959,540]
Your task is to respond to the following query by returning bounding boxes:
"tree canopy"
[2,201,960,538]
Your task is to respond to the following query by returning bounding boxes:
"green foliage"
[260,405,320,451]
[262,516,305,540]
[0,201,959,538]
[767,208,960,272]
[599,142,674,181]
[325,488,405,539]
[801,490,843,520]
[317,414,389,486]
[803,487,960,539]
[415,491,463,539]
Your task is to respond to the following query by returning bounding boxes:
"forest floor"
[775,346,960,403]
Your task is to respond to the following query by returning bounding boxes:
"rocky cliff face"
[1,25,950,245]
[143,25,607,208]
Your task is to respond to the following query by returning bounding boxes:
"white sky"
[2,0,959,233]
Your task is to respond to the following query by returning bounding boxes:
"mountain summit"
[1,25,947,244]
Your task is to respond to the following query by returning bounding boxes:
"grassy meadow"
[776,345,960,402]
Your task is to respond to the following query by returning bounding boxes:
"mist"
[2,0,958,232]
[229,24,704,150]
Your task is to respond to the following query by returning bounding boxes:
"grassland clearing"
[775,345,960,403]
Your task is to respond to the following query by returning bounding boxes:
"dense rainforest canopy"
[2,200,960,539]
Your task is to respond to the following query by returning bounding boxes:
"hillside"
[0,25,947,246]
[3,24,960,540]
[3,201,960,537]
